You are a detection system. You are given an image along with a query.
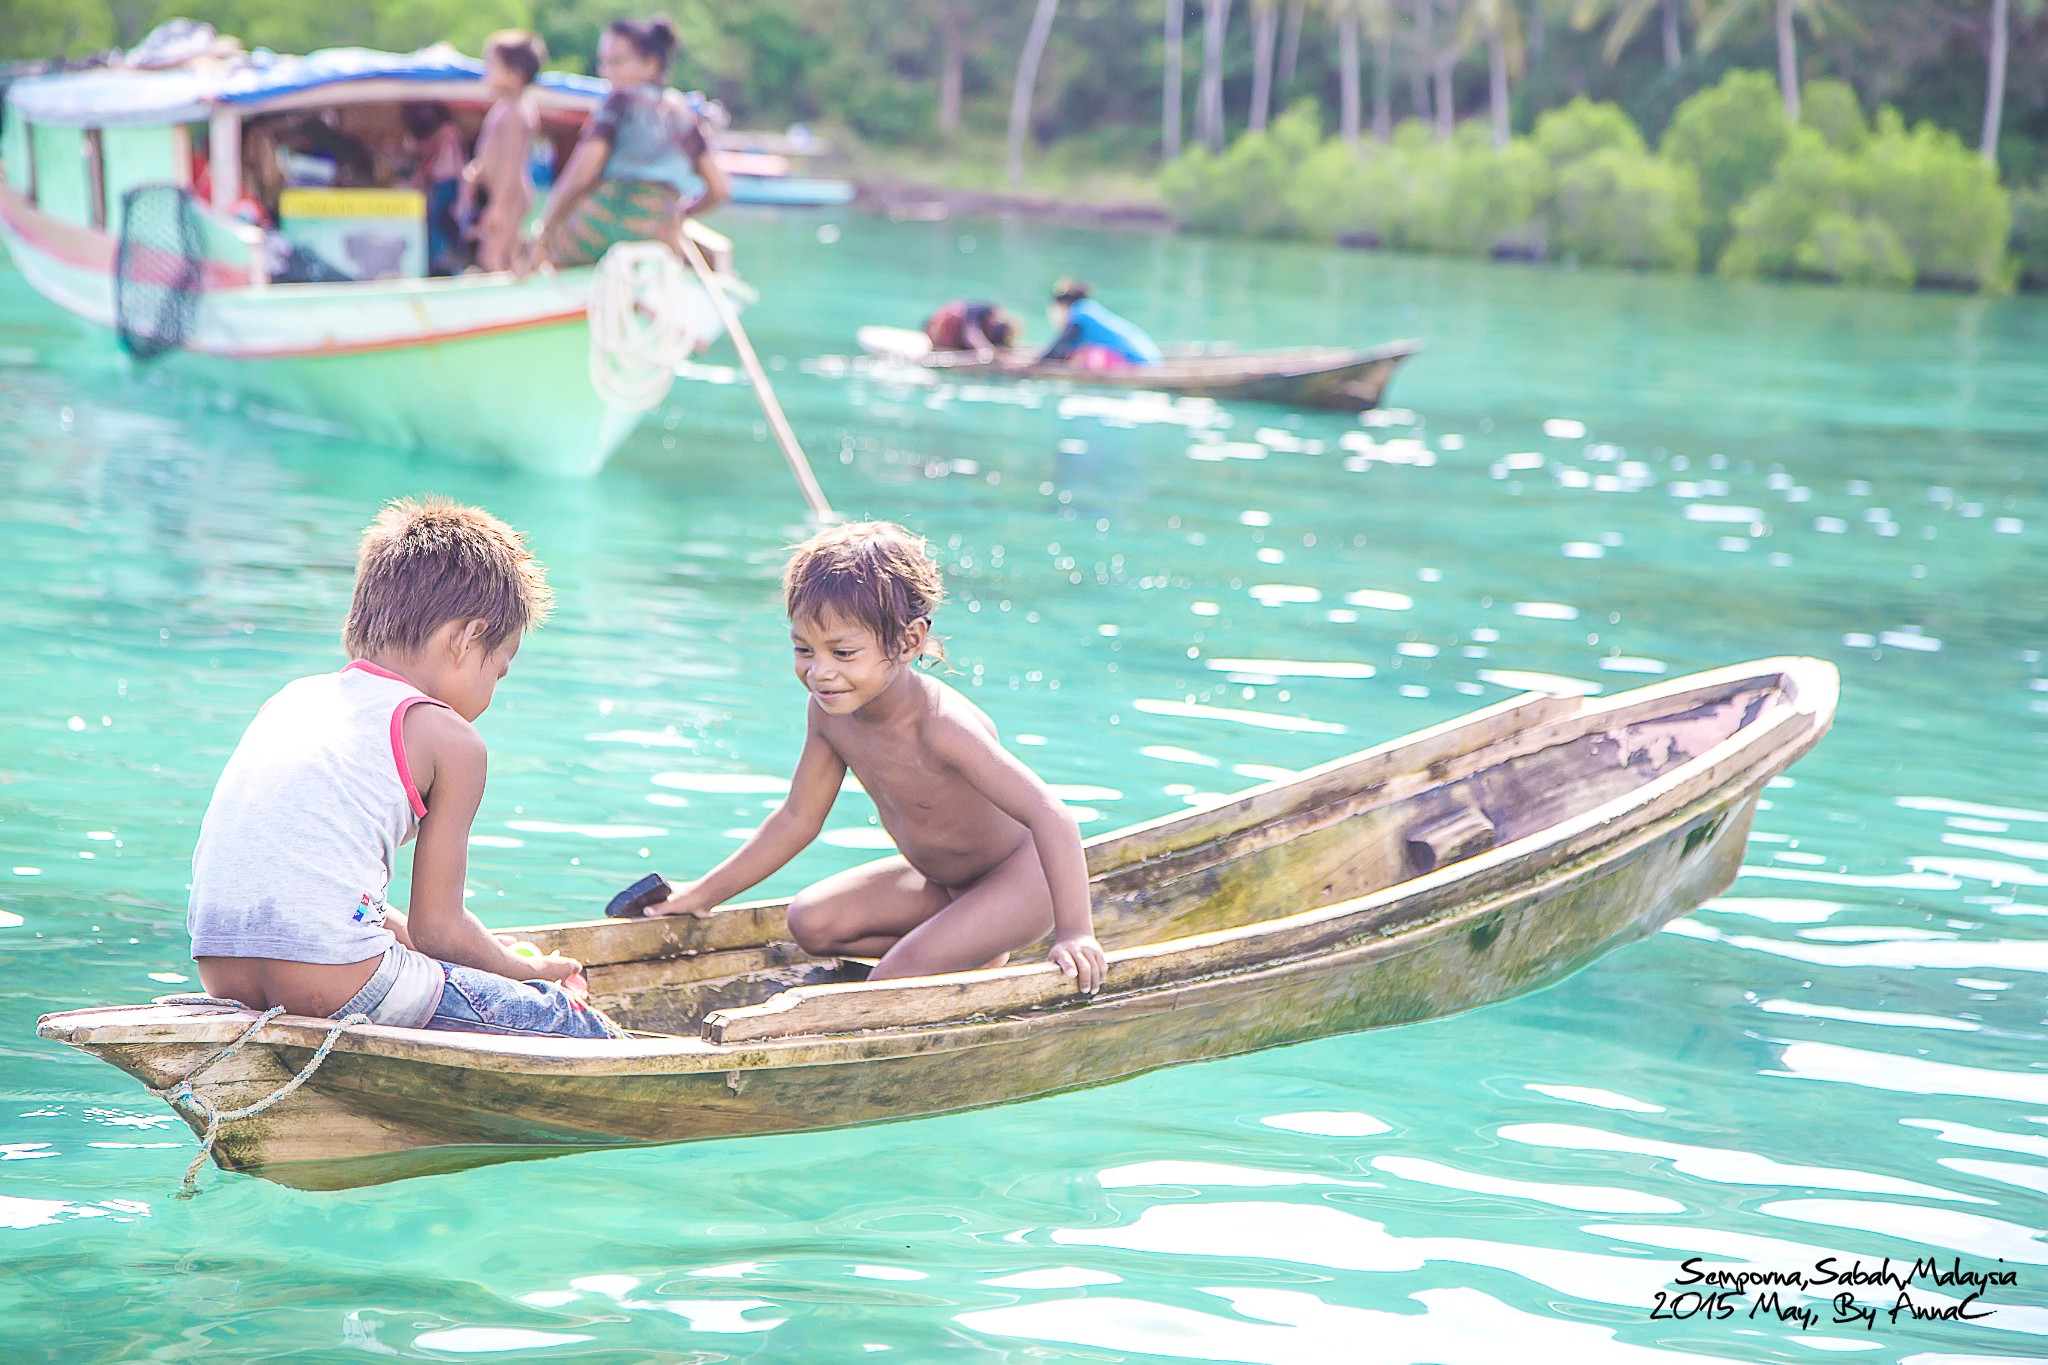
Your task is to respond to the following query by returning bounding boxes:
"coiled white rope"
[147,996,367,1197]
[587,241,700,412]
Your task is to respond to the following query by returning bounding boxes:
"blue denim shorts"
[424,963,621,1040]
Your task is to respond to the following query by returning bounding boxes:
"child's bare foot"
[981,952,1010,970]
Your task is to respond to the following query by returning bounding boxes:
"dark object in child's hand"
[605,873,673,918]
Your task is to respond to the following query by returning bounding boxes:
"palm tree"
[1006,0,1061,184]
[1411,0,1436,124]
[937,0,965,136]
[1981,0,2043,162]
[1369,0,1396,139]
[1198,0,1235,150]
[1328,0,1394,143]
[1249,0,1282,131]
[1427,0,1459,137]
[1572,0,1686,68]
[1338,4,1363,141]
[1165,0,1185,158]
[1465,0,1525,147]
[1697,0,1849,121]
[1278,0,1309,84]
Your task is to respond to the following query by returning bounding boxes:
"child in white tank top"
[189,497,616,1039]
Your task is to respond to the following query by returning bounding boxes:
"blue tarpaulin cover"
[8,45,606,127]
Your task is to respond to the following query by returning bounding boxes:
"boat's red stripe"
[199,308,589,360]
[0,183,251,288]
[4,182,588,356]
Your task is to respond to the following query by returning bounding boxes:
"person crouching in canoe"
[923,300,1021,361]
[187,498,618,1038]
[518,15,729,272]
[646,521,1108,993]
[1037,278,1162,372]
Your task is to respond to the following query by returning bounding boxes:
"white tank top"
[188,661,449,964]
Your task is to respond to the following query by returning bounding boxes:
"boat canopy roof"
[7,44,607,128]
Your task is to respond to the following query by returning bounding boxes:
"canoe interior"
[566,673,1781,1038]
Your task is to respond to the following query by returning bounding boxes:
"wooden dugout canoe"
[856,326,1422,412]
[37,658,1836,1190]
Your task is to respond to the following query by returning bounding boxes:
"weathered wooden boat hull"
[37,659,1836,1189]
[863,336,1422,411]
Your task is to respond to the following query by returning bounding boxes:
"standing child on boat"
[521,15,729,271]
[460,30,547,274]
[401,102,469,274]
[646,522,1107,993]
[187,498,616,1038]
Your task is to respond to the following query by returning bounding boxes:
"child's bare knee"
[785,893,834,955]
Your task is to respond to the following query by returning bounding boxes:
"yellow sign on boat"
[278,188,427,280]
[278,188,425,219]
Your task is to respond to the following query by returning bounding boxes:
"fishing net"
[114,184,205,362]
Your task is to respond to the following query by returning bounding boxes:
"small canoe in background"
[37,658,1836,1190]
[726,175,856,207]
[855,325,1421,411]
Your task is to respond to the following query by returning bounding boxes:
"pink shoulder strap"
[343,660,451,818]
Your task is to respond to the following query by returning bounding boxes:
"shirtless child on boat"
[647,522,1107,992]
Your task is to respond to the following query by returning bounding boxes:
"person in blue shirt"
[1037,279,1162,370]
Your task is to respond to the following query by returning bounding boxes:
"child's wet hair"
[343,496,553,657]
[486,29,548,85]
[783,521,946,663]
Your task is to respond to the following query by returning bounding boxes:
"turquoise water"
[2,211,2045,1363]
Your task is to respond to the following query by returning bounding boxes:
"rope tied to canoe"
[587,241,700,411]
[146,999,367,1197]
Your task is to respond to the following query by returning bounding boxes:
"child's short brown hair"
[485,29,548,86]
[343,496,552,657]
[783,521,945,662]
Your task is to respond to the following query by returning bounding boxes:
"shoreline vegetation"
[4,2,2045,292]
[1159,75,2027,293]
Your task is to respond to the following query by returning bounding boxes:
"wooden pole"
[673,232,835,524]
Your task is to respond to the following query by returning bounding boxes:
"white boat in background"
[0,39,753,477]
[715,128,855,208]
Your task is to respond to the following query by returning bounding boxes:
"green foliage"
[129,0,533,58]
[1550,146,1702,270]
[0,0,113,59]
[2013,187,2048,292]
[1718,129,1853,279]
[1431,132,1551,256]
[1285,121,1548,256]
[1530,97,1646,169]
[1161,103,1322,237]
[1722,116,2011,290]
[1794,211,1914,286]
[1858,112,2012,290]
[1800,78,1869,153]
[1286,127,1413,246]
[1661,69,1792,266]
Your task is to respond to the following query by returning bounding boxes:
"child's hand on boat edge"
[1051,934,1107,994]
